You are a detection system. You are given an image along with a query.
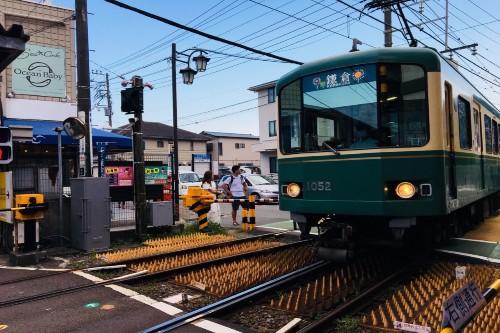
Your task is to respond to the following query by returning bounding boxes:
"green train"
[276,48,500,245]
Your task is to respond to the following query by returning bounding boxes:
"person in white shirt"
[223,165,248,226]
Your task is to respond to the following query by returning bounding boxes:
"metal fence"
[105,153,172,228]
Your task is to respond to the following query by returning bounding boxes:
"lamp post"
[171,43,210,222]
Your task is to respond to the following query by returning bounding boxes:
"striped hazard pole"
[241,199,249,232]
[189,200,211,232]
[248,195,256,231]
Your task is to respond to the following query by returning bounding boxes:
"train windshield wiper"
[322,142,340,155]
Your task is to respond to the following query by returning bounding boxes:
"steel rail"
[140,260,330,333]
[0,270,147,309]
[297,265,411,333]
[0,239,311,308]
[0,232,288,286]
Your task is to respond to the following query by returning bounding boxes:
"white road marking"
[74,268,242,332]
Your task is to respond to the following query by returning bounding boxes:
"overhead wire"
[104,0,239,70]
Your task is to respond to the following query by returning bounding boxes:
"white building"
[248,81,277,175]
[201,131,260,172]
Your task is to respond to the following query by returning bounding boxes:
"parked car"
[217,174,278,201]
[178,171,202,195]
[260,174,277,184]
[218,167,231,177]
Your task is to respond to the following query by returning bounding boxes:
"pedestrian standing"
[201,170,217,194]
[223,165,248,226]
[201,170,221,225]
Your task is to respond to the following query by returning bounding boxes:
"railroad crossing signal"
[120,86,143,114]
[0,127,13,164]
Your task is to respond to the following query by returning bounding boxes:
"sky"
[49,0,500,136]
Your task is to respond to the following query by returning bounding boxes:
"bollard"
[241,199,248,232]
[248,195,256,231]
[189,200,211,232]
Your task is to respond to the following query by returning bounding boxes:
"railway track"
[139,252,408,333]
[0,231,286,287]
[0,236,310,309]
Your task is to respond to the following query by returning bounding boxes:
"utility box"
[70,177,110,251]
[148,201,173,226]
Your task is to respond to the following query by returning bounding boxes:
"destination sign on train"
[304,65,375,92]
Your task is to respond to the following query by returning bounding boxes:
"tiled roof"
[114,121,210,141]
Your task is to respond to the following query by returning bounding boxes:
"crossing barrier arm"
[439,278,500,333]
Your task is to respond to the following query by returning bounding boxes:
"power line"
[105,0,230,69]
[104,0,303,65]
[248,0,376,48]
[172,93,269,122]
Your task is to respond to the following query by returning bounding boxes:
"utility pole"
[383,3,392,47]
[105,73,112,127]
[75,0,92,176]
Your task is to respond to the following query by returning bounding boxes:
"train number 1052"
[304,181,332,191]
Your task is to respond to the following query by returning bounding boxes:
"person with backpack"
[223,165,248,226]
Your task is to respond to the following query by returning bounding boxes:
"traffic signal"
[0,127,12,164]
[121,86,143,114]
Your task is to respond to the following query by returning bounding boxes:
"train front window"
[279,64,428,153]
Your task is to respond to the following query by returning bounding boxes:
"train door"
[473,104,485,189]
[445,83,457,198]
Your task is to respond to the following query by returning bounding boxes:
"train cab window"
[280,80,302,152]
[279,63,428,154]
[484,115,492,154]
[458,97,472,149]
[493,120,498,154]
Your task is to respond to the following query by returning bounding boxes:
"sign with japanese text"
[193,153,211,163]
[441,281,485,330]
[105,165,169,186]
[393,321,431,333]
[303,64,376,93]
[105,166,133,186]
[145,166,169,185]
[11,43,66,98]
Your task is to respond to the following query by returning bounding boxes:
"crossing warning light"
[0,127,12,164]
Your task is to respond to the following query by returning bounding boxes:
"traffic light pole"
[132,108,146,237]
[171,43,179,223]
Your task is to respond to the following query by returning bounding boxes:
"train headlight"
[286,183,301,198]
[395,182,416,199]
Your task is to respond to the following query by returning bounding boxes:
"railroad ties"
[129,240,281,273]
[362,262,500,333]
[268,257,389,317]
[97,233,236,263]
[174,246,316,297]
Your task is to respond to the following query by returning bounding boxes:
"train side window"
[493,120,499,154]
[473,109,481,152]
[484,115,492,154]
[457,97,472,149]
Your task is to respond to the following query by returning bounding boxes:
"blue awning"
[4,118,132,149]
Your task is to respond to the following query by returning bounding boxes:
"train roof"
[276,47,500,116]
[276,48,441,92]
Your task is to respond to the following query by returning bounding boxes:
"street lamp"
[171,43,210,222]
